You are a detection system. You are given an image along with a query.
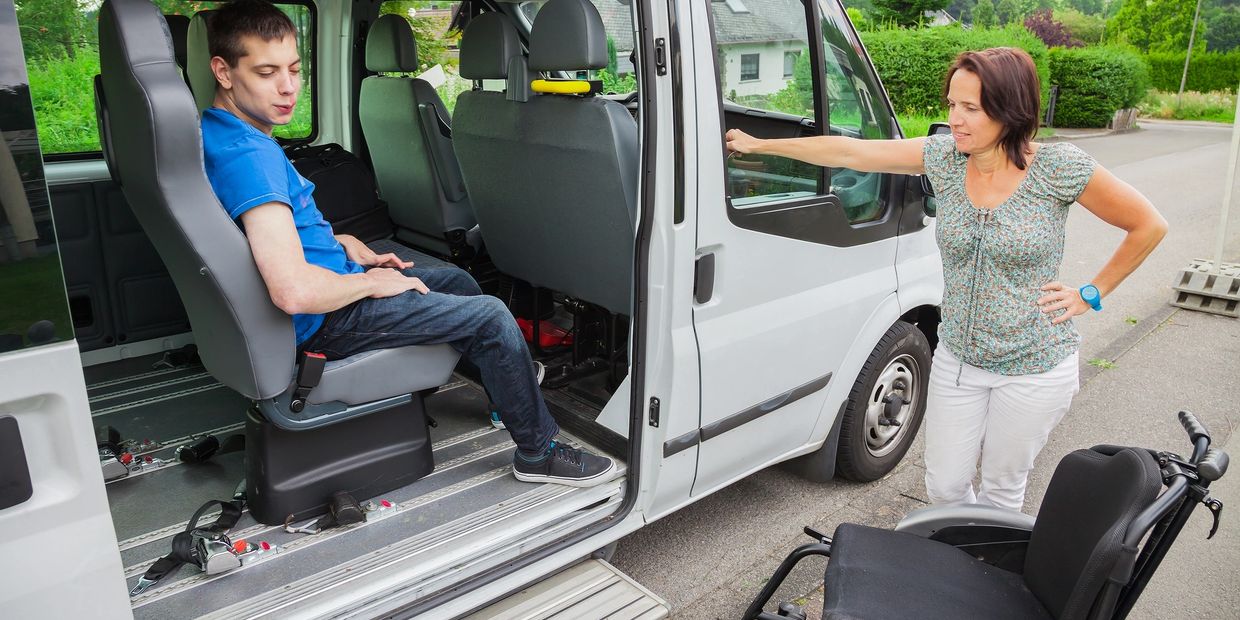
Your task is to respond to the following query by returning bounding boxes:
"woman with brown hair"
[726,47,1167,511]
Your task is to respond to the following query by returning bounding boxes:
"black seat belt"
[290,351,327,413]
[130,499,244,596]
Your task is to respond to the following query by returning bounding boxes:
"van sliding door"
[686,0,901,495]
[0,2,128,614]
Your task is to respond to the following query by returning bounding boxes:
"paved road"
[611,121,1240,619]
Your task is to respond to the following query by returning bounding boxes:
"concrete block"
[1171,259,1240,318]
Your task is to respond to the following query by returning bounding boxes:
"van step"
[464,559,669,620]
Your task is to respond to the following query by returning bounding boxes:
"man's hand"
[336,234,413,269]
[366,267,428,298]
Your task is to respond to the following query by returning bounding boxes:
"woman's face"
[946,69,1003,156]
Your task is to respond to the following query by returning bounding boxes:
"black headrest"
[528,0,607,72]
[366,14,419,73]
[164,13,190,68]
[459,11,522,80]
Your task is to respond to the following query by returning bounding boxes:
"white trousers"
[923,344,1079,511]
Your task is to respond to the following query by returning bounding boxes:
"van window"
[22,0,315,156]
[709,0,820,204]
[378,1,473,111]
[818,0,896,223]
[0,40,74,353]
[517,0,638,95]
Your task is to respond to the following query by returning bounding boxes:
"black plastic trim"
[0,416,34,510]
[693,252,715,304]
[663,429,700,458]
[700,373,831,442]
[669,0,685,223]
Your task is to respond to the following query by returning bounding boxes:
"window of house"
[783,50,798,78]
[739,54,760,81]
[22,0,315,156]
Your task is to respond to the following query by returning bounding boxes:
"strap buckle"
[290,351,327,413]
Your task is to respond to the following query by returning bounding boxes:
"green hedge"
[1049,47,1149,128]
[1145,51,1240,93]
[860,25,1050,116]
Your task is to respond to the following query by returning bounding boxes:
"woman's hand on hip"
[1037,281,1090,325]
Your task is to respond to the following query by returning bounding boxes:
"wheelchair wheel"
[836,321,930,482]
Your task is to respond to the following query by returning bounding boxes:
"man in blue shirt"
[200,0,613,487]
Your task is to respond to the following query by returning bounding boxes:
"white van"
[0,0,942,616]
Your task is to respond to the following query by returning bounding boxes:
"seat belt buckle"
[191,529,242,575]
[290,351,327,413]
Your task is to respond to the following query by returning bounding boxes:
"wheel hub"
[864,355,920,458]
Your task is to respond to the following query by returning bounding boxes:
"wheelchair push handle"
[1198,448,1229,483]
[1178,410,1211,446]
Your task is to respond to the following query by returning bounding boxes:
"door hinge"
[654,38,667,76]
[648,397,661,428]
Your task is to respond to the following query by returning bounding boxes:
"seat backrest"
[96,0,294,400]
[453,0,638,315]
[186,10,216,111]
[1023,447,1162,620]
[360,14,473,255]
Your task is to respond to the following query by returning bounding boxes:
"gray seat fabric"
[95,0,459,418]
[361,14,475,257]
[453,1,638,315]
[186,10,215,111]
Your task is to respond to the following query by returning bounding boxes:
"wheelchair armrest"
[895,503,1036,538]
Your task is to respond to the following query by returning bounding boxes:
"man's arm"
[241,203,427,314]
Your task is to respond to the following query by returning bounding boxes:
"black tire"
[835,321,931,482]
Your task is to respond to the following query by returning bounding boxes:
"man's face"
[211,33,301,135]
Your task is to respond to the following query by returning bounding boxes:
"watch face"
[1083,285,1099,300]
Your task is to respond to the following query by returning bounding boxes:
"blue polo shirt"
[200,107,364,344]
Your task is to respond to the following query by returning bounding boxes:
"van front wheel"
[836,321,930,482]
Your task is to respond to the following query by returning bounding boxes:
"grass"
[1138,89,1236,124]
[1087,358,1117,370]
[0,253,74,346]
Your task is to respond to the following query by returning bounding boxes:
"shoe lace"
[551,442,583,469]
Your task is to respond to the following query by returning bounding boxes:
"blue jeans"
[300,265,559,453]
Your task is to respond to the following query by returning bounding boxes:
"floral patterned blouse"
[922,134,1097,376]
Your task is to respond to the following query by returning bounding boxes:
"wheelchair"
[744,410,1229,620]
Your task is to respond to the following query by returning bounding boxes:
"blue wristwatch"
[1079,284,1102,311]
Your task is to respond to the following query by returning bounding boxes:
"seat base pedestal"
[245,397,434,525]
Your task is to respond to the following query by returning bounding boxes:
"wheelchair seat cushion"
[823,523,1053,620]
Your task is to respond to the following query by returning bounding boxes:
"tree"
[1026,9,1085,46]
[1147,0,1206,54]
[1065,0,1105,14]
[1107,0,1150,51]
[379,1,456,69]
[974,0,997,27]
[15,0,90,62]
[1056,8,1107,42]
[1206,7,1240,51]
[871,0,951,27]
[996,0,1022,24]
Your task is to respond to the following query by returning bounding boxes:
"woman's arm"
[725,129,929,175]
[1037,165,1169,324]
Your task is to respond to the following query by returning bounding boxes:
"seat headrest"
[186,10,216,111]
[459,11,522,80]
[528,0,608,72]
[165,13,190,68]
[367,14,419,73]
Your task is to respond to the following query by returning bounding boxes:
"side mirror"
[920,122,951,207]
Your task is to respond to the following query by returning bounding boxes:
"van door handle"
[694,253,715,304]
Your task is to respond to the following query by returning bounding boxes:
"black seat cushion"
[823,523,1053,620]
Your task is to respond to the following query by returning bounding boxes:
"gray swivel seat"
[186,10,215,111]
[453,0,638,316]
[95,0,461,525]
[361,15,477,260]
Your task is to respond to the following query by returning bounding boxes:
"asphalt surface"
[611,120,1240,619]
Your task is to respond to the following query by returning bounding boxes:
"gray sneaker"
[513,440,616,487]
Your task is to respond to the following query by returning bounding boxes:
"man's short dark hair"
[207,0,297,67]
